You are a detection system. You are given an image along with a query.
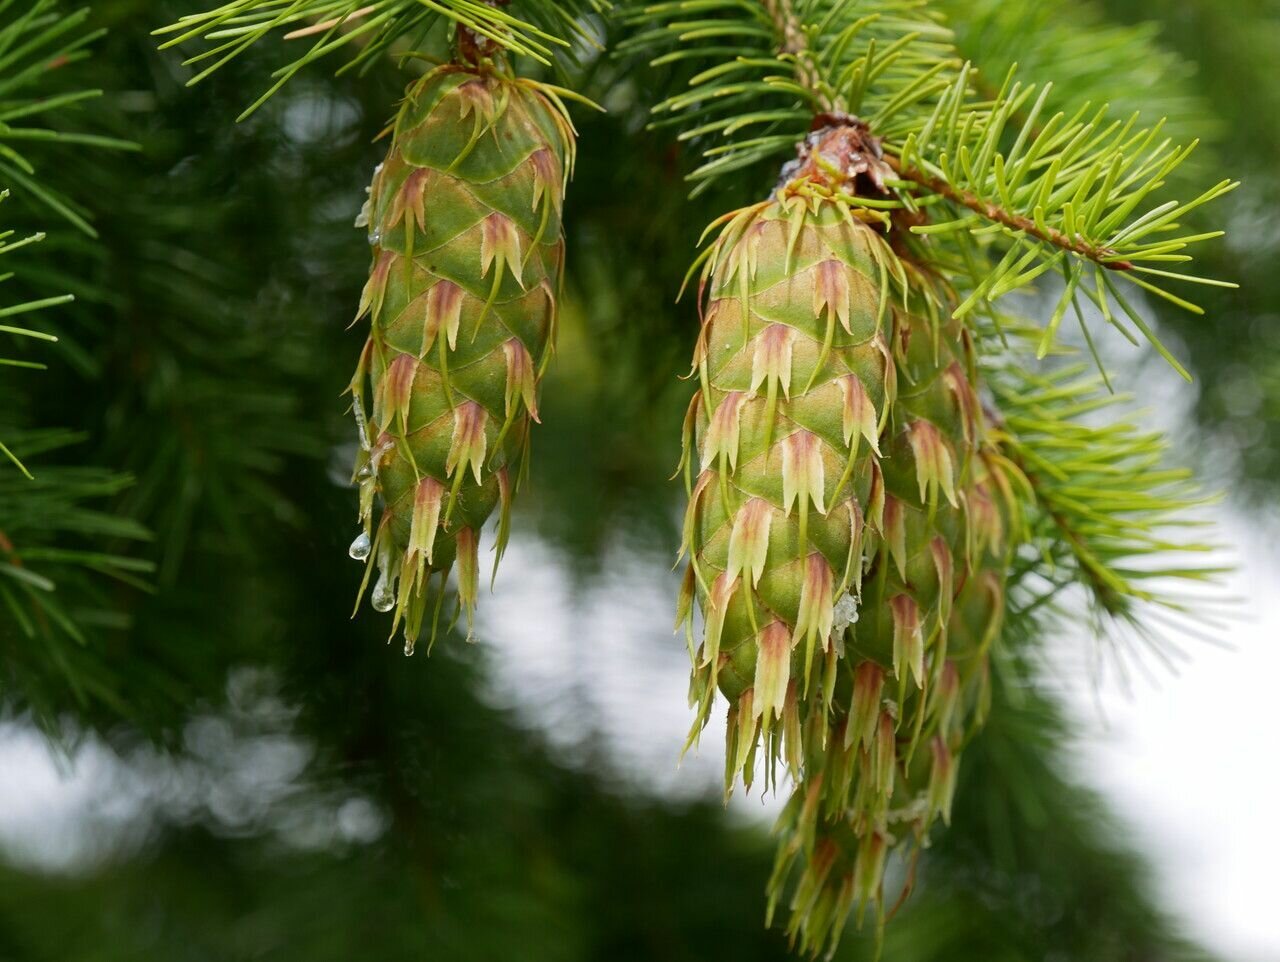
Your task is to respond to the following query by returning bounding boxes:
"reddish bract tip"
[446,401,488,484]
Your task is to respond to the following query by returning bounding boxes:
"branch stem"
[883,155,1133,270]
[457,0,511,65]
[760,0,837,113]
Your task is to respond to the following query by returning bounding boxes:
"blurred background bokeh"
[1,2,1278,960]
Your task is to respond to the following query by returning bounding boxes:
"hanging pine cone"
[677,182,901,792]
[347,64,575,651]
[678,120,975,793]
[677,118,1030,951]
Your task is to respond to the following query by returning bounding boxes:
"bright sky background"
[1055,509,1280,962]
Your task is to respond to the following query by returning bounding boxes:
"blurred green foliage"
[0,1,1273,959]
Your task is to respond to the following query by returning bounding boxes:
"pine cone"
[348,65,574,650]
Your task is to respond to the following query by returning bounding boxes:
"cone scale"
[349,64,575,650]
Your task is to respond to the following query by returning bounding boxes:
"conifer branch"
[941,0,1214,148]
[629,0,1237,364]
[1,3,154,721]
[156,0,605,117]
[988,361,1228,644]
[1,3,136,473]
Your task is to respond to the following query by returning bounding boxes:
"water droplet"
[355,461,373,481]
[403,639,416,657]
[371,573,395,612]
[367,228,382,246]
[348,531,372,561]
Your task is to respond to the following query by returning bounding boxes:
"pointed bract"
[529,147,560,213]
[838,374,880,454]
[701,571,738,671]
[813,259,851,333]
[456,526,479,638]
[908,419,958,507]
[794,552,834,672]
[382,353,418,429]
[503,338,540,423]
[927,736,957,825]
[357,251,393,322]
[753,621,792,722]
[781,430,826,516]
[932,660,960,737]
[407,476,446,568]
[422,280,463,356]
[446,401,488,485]
[727,497,773,588]
[852,832,887,911]
[480,212,524,288]
[749,323,796,399]
[390,167,432,232]
[455,79,495,122]
[849,661,882,751]
[872,711,895,799]
[701,390,746,471]
[891,593,924,687]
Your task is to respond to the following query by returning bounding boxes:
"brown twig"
[457,0,511,65]
[883,154,1134,270]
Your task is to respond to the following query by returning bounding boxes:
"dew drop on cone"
[348,531,372,562]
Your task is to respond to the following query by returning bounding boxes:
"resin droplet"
[352,399,371,450]
[348,531,372,561]
[370,434,394,471]
[831,592,860,635]
[354,194,372,229]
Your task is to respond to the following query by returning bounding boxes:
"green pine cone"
[348,65,574,650]
[678,189,900,790]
